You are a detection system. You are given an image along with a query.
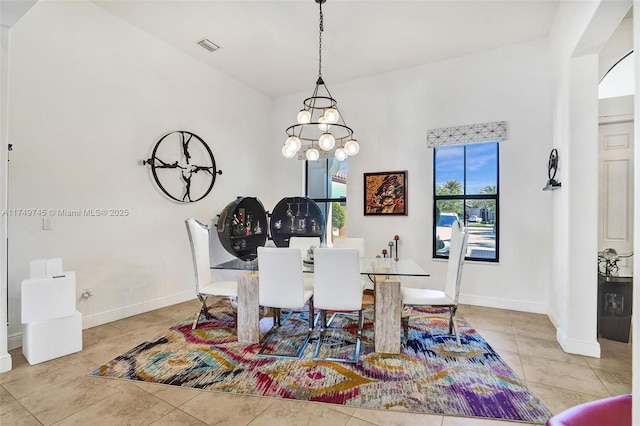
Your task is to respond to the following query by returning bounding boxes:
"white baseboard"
[556,328,601,358]
[458,294,548,314]
[461,295,600,357]
[81,290,195,329]
[0,352,12,372]
[546,307,560,329]
[8,333,21,351]
[7,290,195,352]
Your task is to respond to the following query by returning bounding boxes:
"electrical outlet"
[43,218,54,230]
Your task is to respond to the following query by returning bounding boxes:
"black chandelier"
[282,0,360,161]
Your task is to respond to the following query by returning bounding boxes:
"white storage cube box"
[28,257,63,279]
[22,311,82,365]
[20,258,83,365]
[21,273,76,323]
[29,258,48,279]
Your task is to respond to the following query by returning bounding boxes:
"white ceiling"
[0,0,38,29]
[4,1,561,98]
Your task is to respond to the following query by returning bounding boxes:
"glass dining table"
[211,256,429,354]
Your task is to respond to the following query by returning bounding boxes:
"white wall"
[1,25,11,372]
[633,2,640,423]
[5,1,283,346]
[599,15,634,79]
[547,0,633,358]
[274,39,554,312]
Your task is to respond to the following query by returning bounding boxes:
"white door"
[598,121,634,270]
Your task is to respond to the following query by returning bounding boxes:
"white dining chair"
[186,218,238,330]
[400,220,469,346]
[288,236,321,261]
[332,237,365,257]
[332,237,372,291]
[312,247,364,363]
[257,246,315,359]
[288,236,320,290]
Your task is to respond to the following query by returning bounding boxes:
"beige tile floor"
[0,300,632,426]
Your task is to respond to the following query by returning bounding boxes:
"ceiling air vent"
[196,38,220,53]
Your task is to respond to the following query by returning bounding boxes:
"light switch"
[43,218,54,230]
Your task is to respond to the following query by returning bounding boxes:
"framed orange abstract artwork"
[363,170,407,216]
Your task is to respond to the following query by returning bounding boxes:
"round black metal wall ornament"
[142,131,222,202]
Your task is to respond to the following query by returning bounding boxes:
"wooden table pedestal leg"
[237,272,260,344]
[374,276,401,354]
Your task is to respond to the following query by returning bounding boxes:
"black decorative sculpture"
[143,131,222,203]
[543,148,561,190]
[598,248,633,276]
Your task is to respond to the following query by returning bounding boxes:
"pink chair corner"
[546,394,631,426]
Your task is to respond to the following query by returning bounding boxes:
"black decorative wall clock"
[143,131,222,202]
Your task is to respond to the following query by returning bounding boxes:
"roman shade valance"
[426,121,509,148]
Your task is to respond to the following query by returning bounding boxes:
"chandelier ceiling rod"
[318,0,323,79]
[281,0,360,162]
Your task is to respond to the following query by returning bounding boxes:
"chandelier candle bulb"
[306,148,320,161]
[324,108,339,123]
[285,136,301,152]
[318,133,335,150]
[282,145,297,159]
[317,116,330,132]
[297,110,311,124]
[344,139,360,156]
[335,147,348,161]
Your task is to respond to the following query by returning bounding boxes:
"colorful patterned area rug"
[90,300,551,424]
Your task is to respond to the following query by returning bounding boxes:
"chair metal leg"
[400,305,411,345]
[192,294,211,330]
[319,310,328,328]
[401,317,409,346]
[258,308,311,359]
[308,297,315,331]
[448,306,456,335]
[452,318,461,346]
[313,309,362,363]
[192,313,200,330]
[448,306,461,346]
[274,308,282,327]
[193,295,237,330]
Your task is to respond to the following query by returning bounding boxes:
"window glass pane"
[331,160,347,199]
[307,160,330,199]
[465,142,498,195]
[464,198,497,260]
[433,141,499,261]
[435,200,464,255]
[314,200,330,231]
[332,200,347,238]
[435,146,464,195]
[330,160,347,238]
[306,158,349,243]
